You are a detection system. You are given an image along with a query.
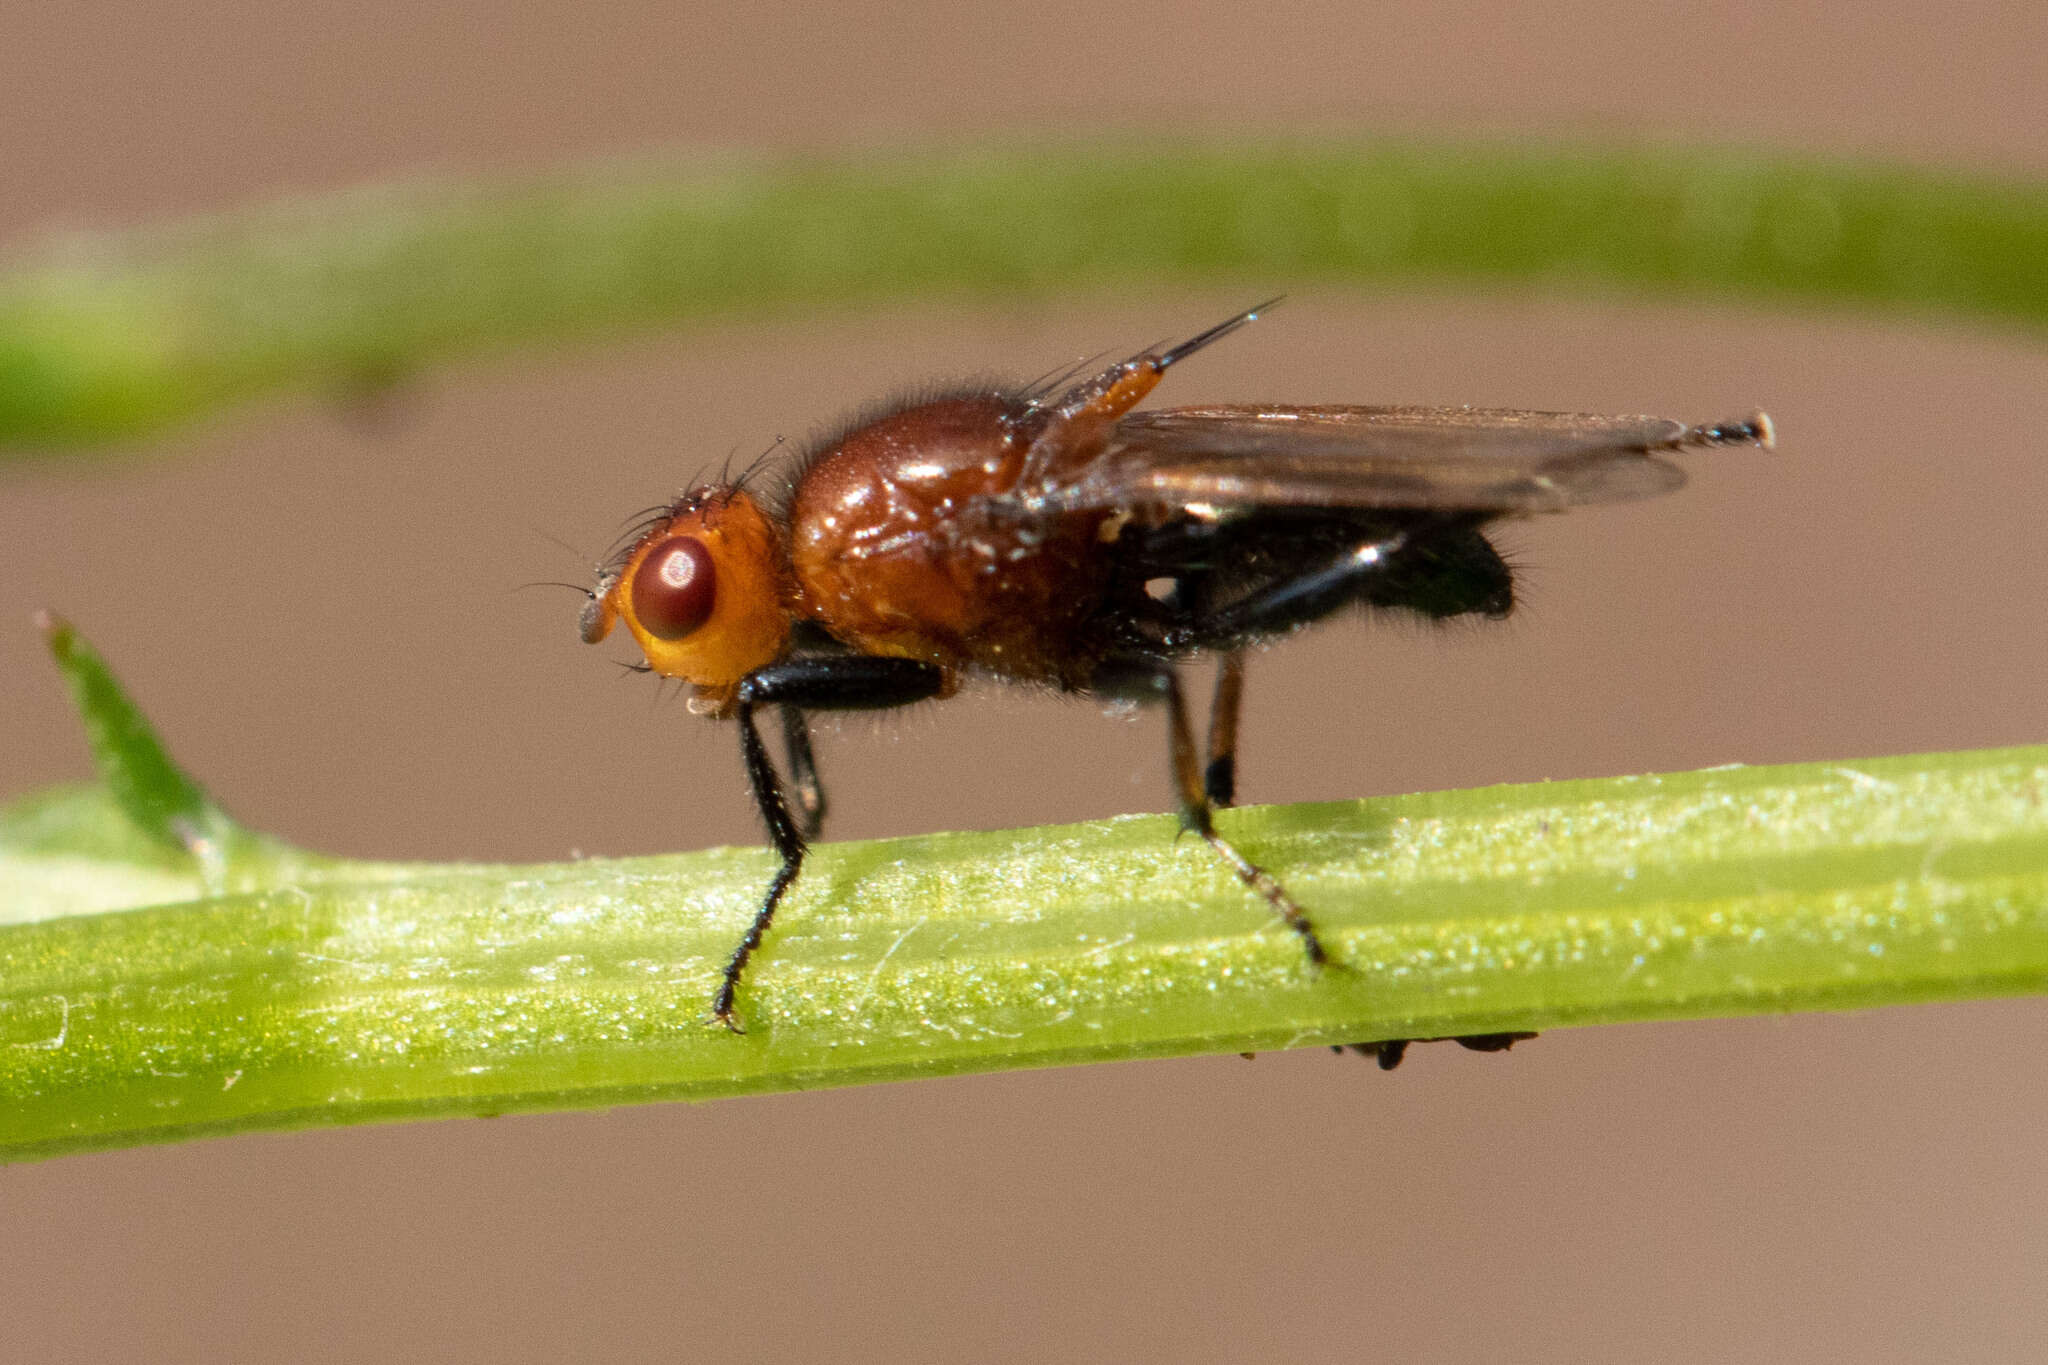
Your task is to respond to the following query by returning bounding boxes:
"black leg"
[713,700,808,1032]
[1095,655,1328,967]
[1342,1038,1412,1071]
[711,656,949,1032]
[1175,532,1411,650]
[1333,1032,1538,1069]
[1449,1031,1538,1054]
[1204,652,1245,807]
[781,705,825,841]
[743,657,950,710]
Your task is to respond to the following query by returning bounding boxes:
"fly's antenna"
[1153,296,1285,372]
[528,526,592,564]
[1681,411,1776,451]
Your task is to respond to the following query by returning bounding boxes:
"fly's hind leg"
[1178,532,1414,649]
[1204,652,1245,808]
[1178,531,1418,809]
[1096,654,1328,967]
[1172,530,1419,815]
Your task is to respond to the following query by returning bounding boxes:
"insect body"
[582,304,1773,1032]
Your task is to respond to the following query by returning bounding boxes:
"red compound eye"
[631,536,717,639]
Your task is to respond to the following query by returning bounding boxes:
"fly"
[580,302,1774,1033]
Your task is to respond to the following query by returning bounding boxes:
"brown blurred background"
[6,3,2048,1361]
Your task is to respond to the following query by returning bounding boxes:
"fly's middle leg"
[780,705,826,841]
[1096,654,1328,967]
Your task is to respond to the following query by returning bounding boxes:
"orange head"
[581,487,791,713]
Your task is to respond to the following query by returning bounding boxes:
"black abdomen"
[1099,509,1514,657]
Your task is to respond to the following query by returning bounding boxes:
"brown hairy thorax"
[785,393,1120,688]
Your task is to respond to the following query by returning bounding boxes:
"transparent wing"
[1050,404,1737,514]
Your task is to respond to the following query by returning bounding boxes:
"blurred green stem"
[4,138,2047,447]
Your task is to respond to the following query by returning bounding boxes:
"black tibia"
[1094,654,1328,966]
[712,656,948,1032]
[1335,1032,1540,1071]
[1204,652,1245,807]
[780,706,824,841]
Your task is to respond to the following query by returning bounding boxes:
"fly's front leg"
[719,700,808,1033]
[715,657,949,1033]
[1095,654,1328,967]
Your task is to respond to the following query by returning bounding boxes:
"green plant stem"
[7,627,2046,1164]
[7,748,2048,1162]
[7,146,2048,1162]
[5,138,2048,448]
